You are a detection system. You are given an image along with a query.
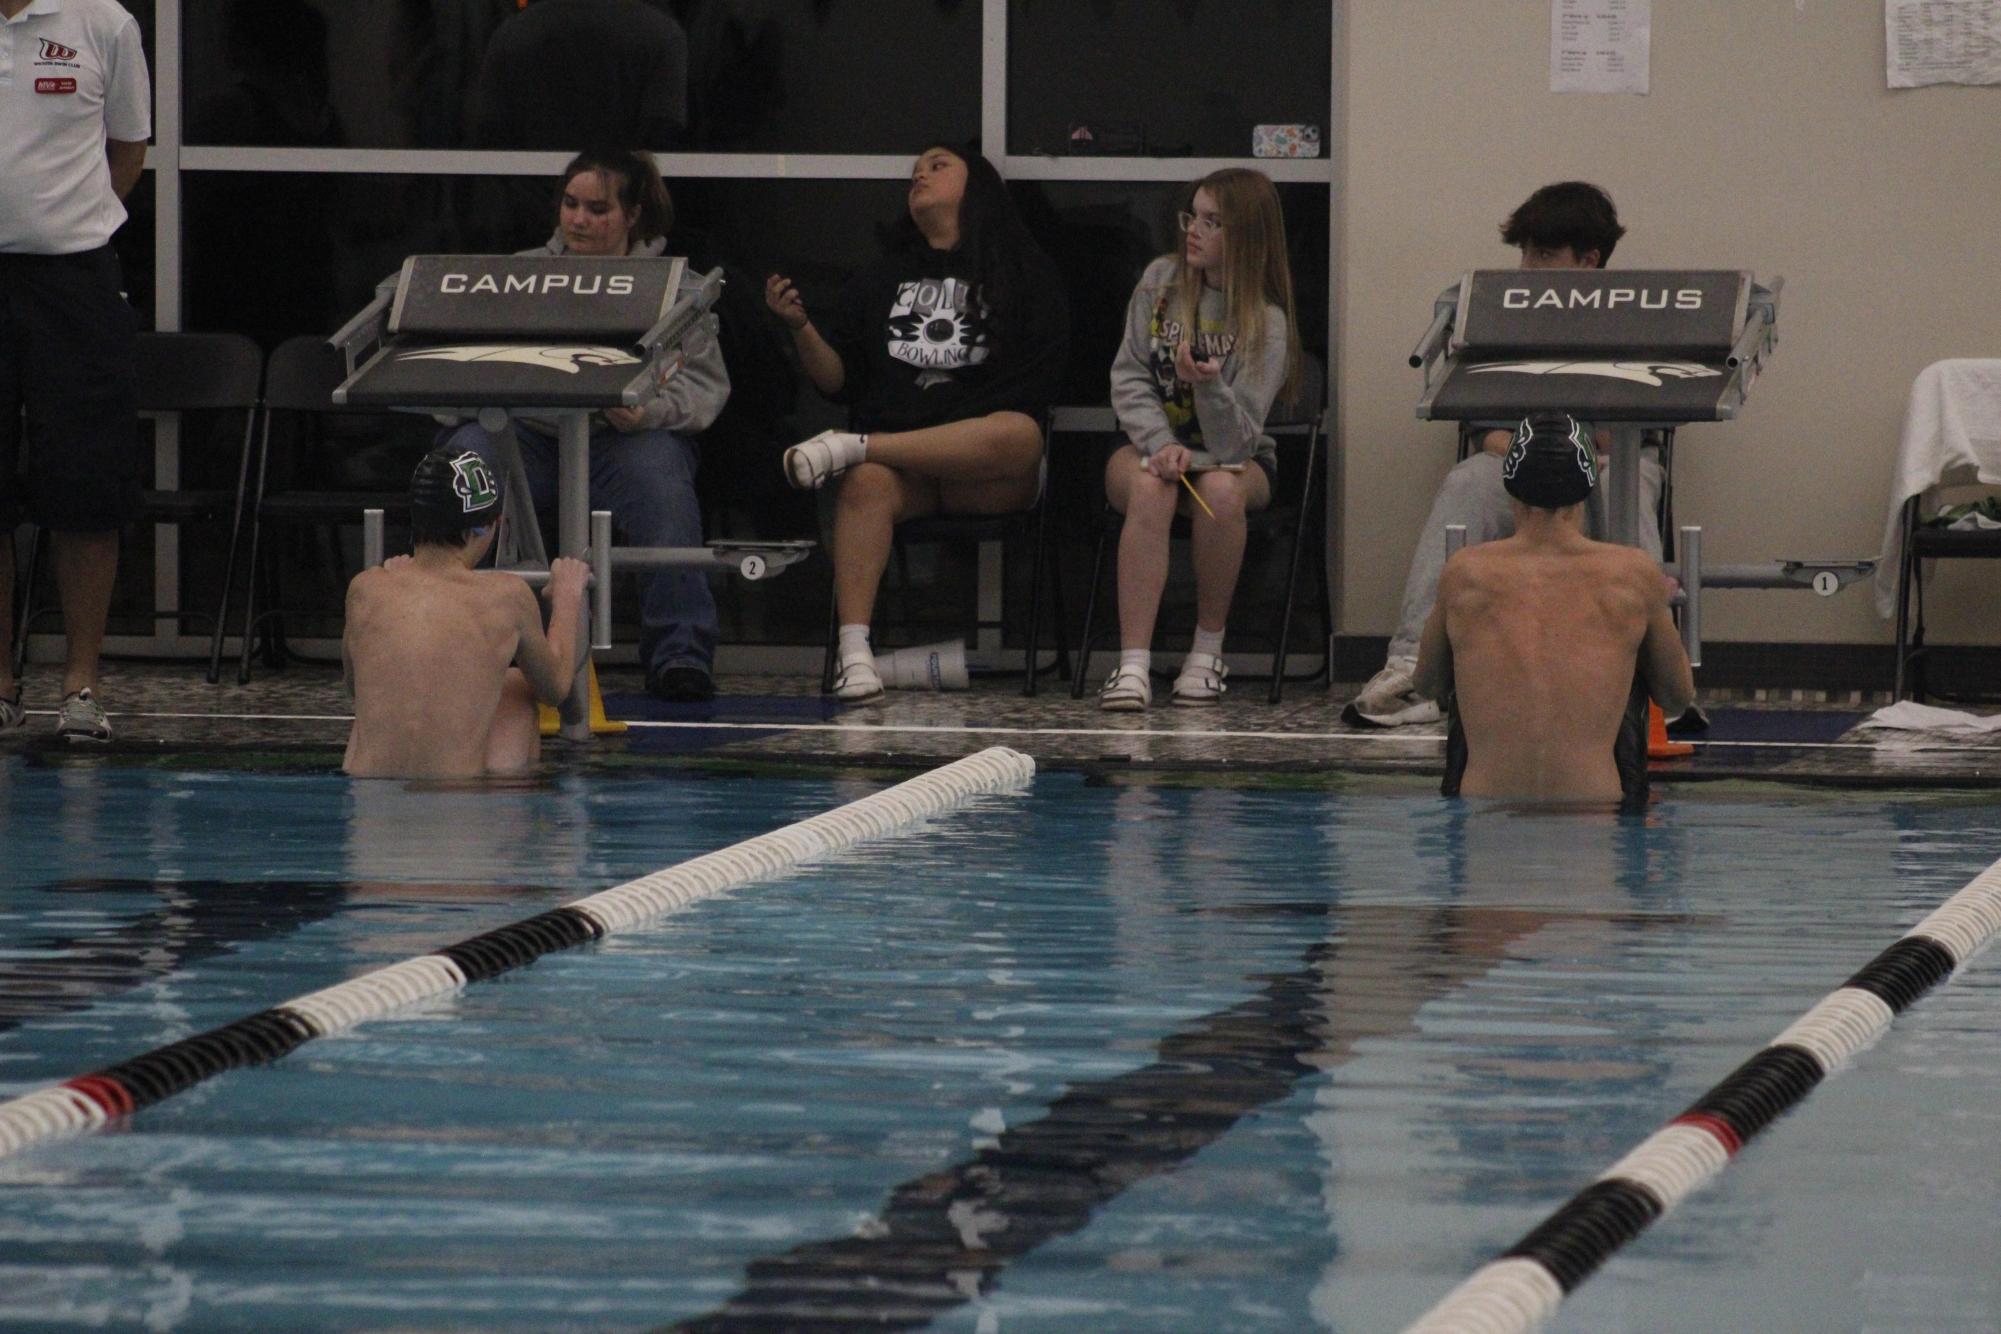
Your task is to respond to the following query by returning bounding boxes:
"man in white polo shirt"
[0,0,150,742]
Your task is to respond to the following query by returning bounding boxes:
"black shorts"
[0,246,141,531]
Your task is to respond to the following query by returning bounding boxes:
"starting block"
[332,253,816,743]
[1410,268,1875,670]
[538,660,626,737]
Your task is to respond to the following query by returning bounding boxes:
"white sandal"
[1170,653,1228,706]
[1098,663,1152,712]
[832,654,885,704]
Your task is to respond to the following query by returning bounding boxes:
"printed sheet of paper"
[1886,0,2001,87]
[1551,0,1651,95]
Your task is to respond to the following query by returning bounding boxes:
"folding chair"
[1891,493,2001,702]
[1070,356,1332,704]
[11,331,263,680]
[228,335,410,683]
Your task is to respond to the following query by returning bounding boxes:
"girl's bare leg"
[863,411,1043,484]
[833,412,1043,626]
[1187,466,1271,633]
[1104,445,1179,651]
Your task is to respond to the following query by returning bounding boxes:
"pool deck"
[5,661,1997,791]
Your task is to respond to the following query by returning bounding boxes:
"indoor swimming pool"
[1,755,1997,1331]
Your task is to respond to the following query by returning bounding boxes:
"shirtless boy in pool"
[1413,413,1694,808]
[342,446,589,779]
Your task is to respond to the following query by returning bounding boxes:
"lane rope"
[1403,854,2001,1333]
[0,746,1036,1160]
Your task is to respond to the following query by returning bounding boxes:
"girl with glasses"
[1098,168,1301,710]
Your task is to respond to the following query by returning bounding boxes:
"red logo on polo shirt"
[38,38,80,61]
[36,78,79,94]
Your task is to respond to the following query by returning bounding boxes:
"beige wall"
[1335,1,2001,646]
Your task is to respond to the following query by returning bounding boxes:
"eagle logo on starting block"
[1467,361,1722,387]
[397,346,642,374]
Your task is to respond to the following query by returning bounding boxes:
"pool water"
[1,757,1998,1331]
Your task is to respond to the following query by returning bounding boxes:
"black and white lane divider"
[1405,855,2001,1333]
[0,747,1036,1160]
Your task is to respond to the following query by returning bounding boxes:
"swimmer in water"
[342,445,590,779]
[1413,412,1694,809]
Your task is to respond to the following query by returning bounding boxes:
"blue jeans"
[445,421,717,676]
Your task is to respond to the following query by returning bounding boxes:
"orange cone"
[1647,701,1694,759]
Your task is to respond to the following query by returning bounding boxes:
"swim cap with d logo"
[1501,412,1597,509]
[410,446,503,533]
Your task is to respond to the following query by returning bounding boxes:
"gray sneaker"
[1341,657,1441,728]
[56,689,112,743]
[0,690,23,732]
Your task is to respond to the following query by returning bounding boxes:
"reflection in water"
[669,878,1633,1332]
[0,766,595,1041]
[0,879,350,1035]
[1309,799,1699,1329]
[342,774,591,886]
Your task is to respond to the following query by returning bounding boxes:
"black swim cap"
[410,446,503,535]
[1501,412,1597,509]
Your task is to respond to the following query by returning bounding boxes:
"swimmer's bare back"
[1426,529,1690,804]
[341,560,544,780]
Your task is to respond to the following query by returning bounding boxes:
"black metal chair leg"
[1048,522,1070,684]
[820,582,839,695]
[236,515,266,685]
[1269,483,1316,706]
[1909,555,1928,704]
[1022,506,1048,696]
[1312,511,1334,689]
[207,411,261,684]
[1071,520,1114,699]
[10,527,44,680]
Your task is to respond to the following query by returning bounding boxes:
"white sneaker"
[1342,656,1440,727]
[784,429,864,490]
[1097,663,1152,711]
[1170,653,1228,706]
[832,653,884,704]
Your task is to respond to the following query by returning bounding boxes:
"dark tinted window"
[182,173,450,348]
[183,0,980,153]
[1007,0,1330,159]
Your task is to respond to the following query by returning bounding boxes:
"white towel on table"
[1872,358,2001,618]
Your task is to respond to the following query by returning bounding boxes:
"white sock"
[838,623,873,664]
[1119,648,1151,675]
[1189,626,1226,661]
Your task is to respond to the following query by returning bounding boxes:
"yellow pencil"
[1180,472,1216,519]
